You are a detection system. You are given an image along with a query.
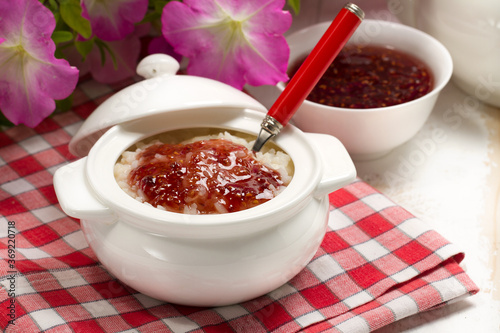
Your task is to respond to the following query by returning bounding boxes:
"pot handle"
[54,158,117,224]
[305,133,357,198]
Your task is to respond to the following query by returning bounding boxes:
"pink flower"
[87,24,150,83]
[0,0,79,127]
[147,36,183,63]
[81,0,149,41]
[162,0,292,90]
[65,24,150,84]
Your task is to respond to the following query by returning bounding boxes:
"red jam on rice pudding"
[114,131,293,214]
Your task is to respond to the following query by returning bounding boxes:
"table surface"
[290,1,500,331]
[358,82,500,333]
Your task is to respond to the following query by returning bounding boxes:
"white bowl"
[54,55,356,306]
[247,20,453,160]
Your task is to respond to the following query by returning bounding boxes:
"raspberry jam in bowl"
[246,20,453,160]
[289,44,434,109]
[53,55,356,306]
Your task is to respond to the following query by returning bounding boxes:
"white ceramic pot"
[54,54,356,306]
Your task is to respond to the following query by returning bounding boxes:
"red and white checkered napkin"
[0,109,478,332]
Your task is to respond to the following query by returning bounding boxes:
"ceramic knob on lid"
[69,54,268,158]
[135,53,180,79]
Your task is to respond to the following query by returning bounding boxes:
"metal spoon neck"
[252,115,283,152]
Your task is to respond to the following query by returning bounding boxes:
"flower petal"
[87,25,149,83]
[0,54,78,127]
[213,0,291,34]
[81,0,148,41]
[0,0,79,127]
[162,0,291,89]
[161,1,222,57]
[239,33,290,87]
[147,36,183,63]
[187,44,245,89]
[87,40,139,84]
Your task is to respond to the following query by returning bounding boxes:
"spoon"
[252,3,364,152]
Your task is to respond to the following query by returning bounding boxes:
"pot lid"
[69,54,268,157]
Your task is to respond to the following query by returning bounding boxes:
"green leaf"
[55,94,74,113]
[154,0,169,12]
[287,0,300,15]
[95,40,118,69]
[141,0,169,24]
[140,11,159,24]
[75,38,95,61]
[48,0,59,12]
[53,11,61,26]
[52,30,74,45]
[60,0,92,39]
[0,111,14,129]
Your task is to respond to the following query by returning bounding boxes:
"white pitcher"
[388,0,500,108]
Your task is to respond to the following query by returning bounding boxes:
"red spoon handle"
[267,4,363,126]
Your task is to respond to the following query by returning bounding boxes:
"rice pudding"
[115,131,293,214]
